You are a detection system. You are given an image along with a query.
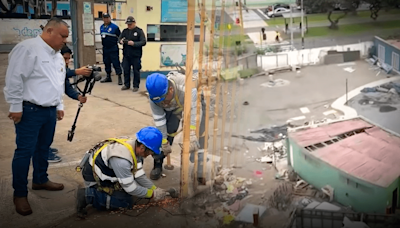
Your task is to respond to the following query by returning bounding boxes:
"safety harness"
[91,138,138,195]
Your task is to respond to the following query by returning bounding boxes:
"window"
[378,44,385,63]
[392,52,399,71]
[147,24,203,42]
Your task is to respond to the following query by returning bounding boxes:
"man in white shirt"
[3,17,69,216]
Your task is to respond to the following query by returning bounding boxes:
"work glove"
[153,188,167,201]
[162,142,172,156]
[189,130,200,153]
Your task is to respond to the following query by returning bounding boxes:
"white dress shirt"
[3,36,65,112]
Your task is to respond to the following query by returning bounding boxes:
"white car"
[267,7,291,18]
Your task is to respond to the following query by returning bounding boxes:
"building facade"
[287,117,400,214]
[374,36,400,74]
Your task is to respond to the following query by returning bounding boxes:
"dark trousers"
[122,56,141,88]
[85,186,133,210]
[103,47,122,75]
[153,95,207,177]
[12,102,57,197]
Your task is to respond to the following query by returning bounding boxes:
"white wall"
[257,41,374,70]
[0,19,105,45]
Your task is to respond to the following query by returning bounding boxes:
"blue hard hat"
[136,126,162,155]
[146,73,169,103]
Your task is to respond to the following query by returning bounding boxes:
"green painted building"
[286,117,400,214]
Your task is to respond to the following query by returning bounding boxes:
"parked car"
[266,7,291,17]
[265,3,290,12]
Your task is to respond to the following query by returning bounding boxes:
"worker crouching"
[76,127,168,218]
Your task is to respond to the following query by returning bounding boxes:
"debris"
[258,156,272,163]
[294,180,309,190]
[243,101,249,105]
[268,183,293,211]
[321,185,334,202]
[161,173,166,178]
[232,124,288,142]
[288,170,298,182]
[315,202,341,211]
[235,204,267,223]
[254,170,263,178]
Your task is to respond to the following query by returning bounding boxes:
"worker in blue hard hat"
[76,126,168,218]
[145,72,207,184]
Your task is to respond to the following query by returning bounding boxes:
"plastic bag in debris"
[361,87,377,93]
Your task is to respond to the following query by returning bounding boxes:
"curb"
[331,76,400,118]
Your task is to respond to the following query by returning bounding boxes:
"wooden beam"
[193,0,206,191]
[211,0,225,177]
[180,0,196,199]
[219,1,234,167]
[202,0,216,180]
[232,0,245,167]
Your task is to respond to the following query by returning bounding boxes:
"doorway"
[392,188,398,213]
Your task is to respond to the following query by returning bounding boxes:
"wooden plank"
[180,0,196,199]
[193,0,206,192]
[202,0,216,180]
[211,0,226,178]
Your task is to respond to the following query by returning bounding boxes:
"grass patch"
[304,20,400,37]
[265,9,400,26]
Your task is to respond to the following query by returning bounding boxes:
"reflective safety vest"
[82,138,138,195]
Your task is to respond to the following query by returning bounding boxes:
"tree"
[303,0,360,29]
[362,0,400,20]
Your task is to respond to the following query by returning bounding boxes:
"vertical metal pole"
[301,0,304,49]
[290,5,293,50]
[346,78,348,105]
[70,0,80,83]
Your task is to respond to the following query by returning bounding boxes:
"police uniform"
[119,16,147,91]
[100,13,122,84]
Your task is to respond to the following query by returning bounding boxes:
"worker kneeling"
[76,126,168,218]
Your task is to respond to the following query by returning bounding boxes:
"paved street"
[347,78,400,135]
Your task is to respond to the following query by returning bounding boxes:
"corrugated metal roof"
[290,119,373,147]
[290,119,400,187]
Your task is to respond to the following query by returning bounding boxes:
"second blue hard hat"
[145,73,169,103]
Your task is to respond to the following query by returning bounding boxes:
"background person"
[119,16,146,92]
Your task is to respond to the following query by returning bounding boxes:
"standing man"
[119,16,146,92]
[3,17,69,216]
[100,13,123,85]
[48,45,92,163]
[145,72,207,184]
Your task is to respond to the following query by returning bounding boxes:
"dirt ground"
[0,52,388,228]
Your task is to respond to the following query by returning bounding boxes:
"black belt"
[23,101,56,109]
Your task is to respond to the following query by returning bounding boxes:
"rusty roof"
[289,118,400,187]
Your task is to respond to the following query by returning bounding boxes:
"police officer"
[76,127,168,218]
[100,13,123,85]
[119,16,146,92]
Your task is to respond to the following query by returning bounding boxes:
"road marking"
[258,9,269,19]
[300,107,310,114]
[323,110,337,116]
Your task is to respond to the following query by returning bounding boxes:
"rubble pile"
[267,183,293,211]
[232,124,289,143]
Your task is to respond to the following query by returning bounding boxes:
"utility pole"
[301,0,304,49]
[73,0,96,67]
[180,0,196,198]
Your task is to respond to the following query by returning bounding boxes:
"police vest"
[82,138,138,195]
